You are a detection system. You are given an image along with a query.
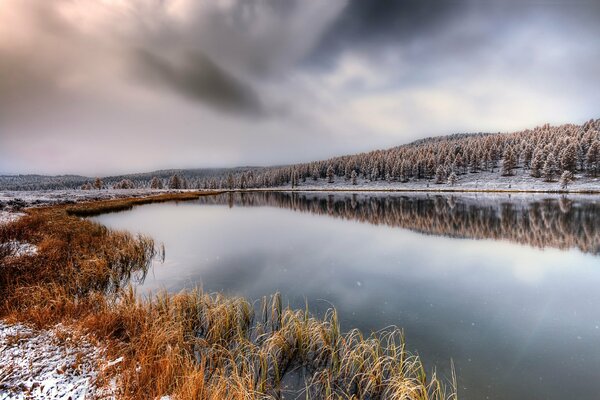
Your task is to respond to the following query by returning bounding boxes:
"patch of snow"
[0,189,195,211]
[0,321,117,400]
[0,241,38,258]
[0,211,24,226]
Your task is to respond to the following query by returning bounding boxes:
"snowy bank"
[0,321,118,400]
[268,168,600,193]
[0,189,196,211]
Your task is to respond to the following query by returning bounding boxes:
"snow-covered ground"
[0,241,37,258]
[0,321,117,400]
[271,168,600,192]
[0,211,24,226]
[0,189,186,212]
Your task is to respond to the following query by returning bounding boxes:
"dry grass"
[0,193,456,399]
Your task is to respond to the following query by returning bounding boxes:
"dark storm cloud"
[134,49,263,115]
[310,0,461,61]
[307,0,600,67]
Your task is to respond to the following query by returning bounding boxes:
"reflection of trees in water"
[199,192,600,255]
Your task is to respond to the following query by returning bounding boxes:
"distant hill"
[1,119,598,190]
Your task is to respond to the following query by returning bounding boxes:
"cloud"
[133,49,263,115]
[0,0,599,175]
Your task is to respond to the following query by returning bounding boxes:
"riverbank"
[0,192,456,399]
[266,169,600,193]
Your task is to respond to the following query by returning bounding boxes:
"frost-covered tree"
[351,170,357,185]
[502,147,516,176]
[559,143,578,173]
[559,170,574,190]
[326,165,334,184]
[447,172,458,186]
[586,141,600,177]
[114,179,135,189]
[169,174,183,189]
[150,177,163,189]
[93,177,103,190]
[435,165,446,184]
[530,149,544,178]
[543,153,558,182]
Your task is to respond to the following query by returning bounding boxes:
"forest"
[206,119,600,190]
[1,119,598,191]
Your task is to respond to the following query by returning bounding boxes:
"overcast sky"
[1,0,598,175]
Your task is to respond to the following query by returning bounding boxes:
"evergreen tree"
[543,153,558,182]
[351,170,358,185]
[447,172,458,186]
[226,174,235,189]
[326,165,335,184]
[586,140,600,177]
[93,177,103,190]
[502,146,516,176]
[150,177,163,189]
[530,149,544,178]
[559,143,577,173]
[169,174,182,189]
[435,165,446,184]
[559,170,574,190]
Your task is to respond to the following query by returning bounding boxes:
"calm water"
[94,192,600,400]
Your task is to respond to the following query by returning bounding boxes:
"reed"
[0,193,456,399]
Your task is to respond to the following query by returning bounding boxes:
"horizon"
[1,119,590,177]
[1,0,599,176]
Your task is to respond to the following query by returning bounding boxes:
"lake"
[93,191,600,400]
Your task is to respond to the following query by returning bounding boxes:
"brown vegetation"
[0,193,455,399]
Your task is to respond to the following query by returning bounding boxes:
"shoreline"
[0,192,456,400]
[235,187,600,194]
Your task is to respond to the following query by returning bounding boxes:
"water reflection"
[199,191,600,254]
[93,192,600,400]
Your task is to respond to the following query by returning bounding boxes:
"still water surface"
[94,192,600,400]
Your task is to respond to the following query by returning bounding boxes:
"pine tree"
[502,147,516,176]
[530,149,544,178]
[351,170,357,185]
[226,175,235,189]
[435,165,446,184]
[559,143,577,173]
[150,177,163,189]
[169,174,182,189]
[586,140,600,177]
[371,166,379,181]
[326,165,335,184]
[559,170,574,190]
[543,153,558,182]
[311,166,319,181]
[93,177,103,190]
[447,172,458,186]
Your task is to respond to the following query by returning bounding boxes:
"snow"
[0,321,117,400]
[0,241,37,258]
[0,189,189,211]
[0,211,24,225]
[269,168,600,193]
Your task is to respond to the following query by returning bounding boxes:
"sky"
[0,0,599,176]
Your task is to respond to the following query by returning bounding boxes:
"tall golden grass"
[0,193,456,399]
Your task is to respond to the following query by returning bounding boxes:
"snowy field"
[0,322,117,400]
[0,188,183,212]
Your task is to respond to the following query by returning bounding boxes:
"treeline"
[204,119,600,189]
[2,119,598,191]
[198,192,600,255]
